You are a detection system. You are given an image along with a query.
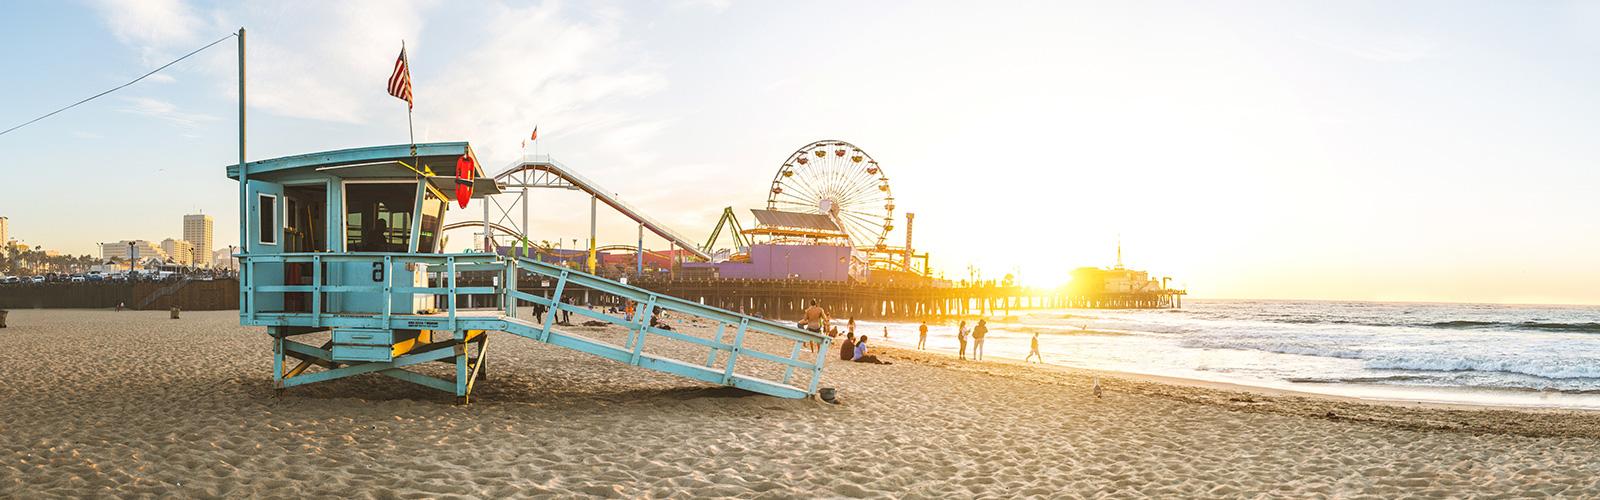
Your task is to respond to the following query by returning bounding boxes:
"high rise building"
[161,238,195,266]
[100,240,167,268]
[183,214,214,267]
[0,216,8,250]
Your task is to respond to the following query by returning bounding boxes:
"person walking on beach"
[972,319,988,360]
[957,320,969,360]
[798,299,828,354]
[917,320,928,350]
[1025,332,1042,363]
[847,317,856,337]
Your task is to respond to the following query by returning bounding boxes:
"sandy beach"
[4,309,1600,498]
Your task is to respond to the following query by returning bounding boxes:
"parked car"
[30,276,45,283]
[70,276,86,283]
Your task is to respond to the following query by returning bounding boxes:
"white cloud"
[90,0,204,64]
[118,96,218,127]
[672,0,732,14]
[1297,28,1438,63]
[424,2,668,164]
[91,1,663,137]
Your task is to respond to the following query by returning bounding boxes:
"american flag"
[388,45,412,109]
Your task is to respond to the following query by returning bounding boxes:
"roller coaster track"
[495,156,712,261]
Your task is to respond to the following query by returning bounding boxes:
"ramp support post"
[722,318,749,385]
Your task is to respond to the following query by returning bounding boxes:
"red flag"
[530,126,538,141]
[455,154,475,208]
[387,46,413,109]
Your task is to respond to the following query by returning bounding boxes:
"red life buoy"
[455,154,475,208]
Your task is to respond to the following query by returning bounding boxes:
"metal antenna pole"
[236,28,247,316]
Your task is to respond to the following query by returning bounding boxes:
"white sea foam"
[870,299,1600,402]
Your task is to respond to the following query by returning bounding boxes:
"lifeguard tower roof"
[226,142,499,200]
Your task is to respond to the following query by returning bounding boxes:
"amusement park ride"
[450,139,936,283]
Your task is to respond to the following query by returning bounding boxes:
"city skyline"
[2,1,1597,304]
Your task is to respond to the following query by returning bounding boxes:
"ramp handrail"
[510,257,831,394]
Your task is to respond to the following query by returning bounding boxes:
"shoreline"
[867,344,1600,439]
[880,339,1600,413]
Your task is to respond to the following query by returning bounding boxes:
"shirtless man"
[798,300,828,353]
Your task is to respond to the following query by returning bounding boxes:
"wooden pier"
[471,276,1186,321]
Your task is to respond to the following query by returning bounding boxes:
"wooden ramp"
[243,253,832,403]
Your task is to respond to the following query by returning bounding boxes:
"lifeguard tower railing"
[238,252,831,401]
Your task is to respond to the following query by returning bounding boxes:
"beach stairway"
[246,253,832,403]
[496,257,834,398]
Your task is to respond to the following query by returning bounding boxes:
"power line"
[0,32,237,138]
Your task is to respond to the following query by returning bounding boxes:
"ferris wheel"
[766,140,894,248]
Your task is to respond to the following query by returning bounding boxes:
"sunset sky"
[2,1,1597,304]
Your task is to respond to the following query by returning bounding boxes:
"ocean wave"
[1178,338,1370,360]
[1288,375,1600,394]
[1286,375,1433,384]
[1233,316,1600,334]
[1363,355,1600,380]
[1422,320,1600,333]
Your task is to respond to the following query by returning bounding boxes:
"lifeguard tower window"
[258,194,277,245]
[345,183,415,252]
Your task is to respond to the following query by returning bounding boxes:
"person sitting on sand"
[840,331,857,361]
[957,320,969,360]
[917,320,928,350]
[852,336,891,364]
[972,319,988,360]
[1025,332,1042,363]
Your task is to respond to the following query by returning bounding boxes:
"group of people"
[916,318,1043,363]
[798,300,1047,365]
[799,300,890,364]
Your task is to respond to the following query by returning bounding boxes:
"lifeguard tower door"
[282,183,328,312]
[246,180,286,313]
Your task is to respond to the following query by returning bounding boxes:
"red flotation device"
[455,154,475,208]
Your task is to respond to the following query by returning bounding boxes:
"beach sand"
[3,309,1600,498]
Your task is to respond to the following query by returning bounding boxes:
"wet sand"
[3,309,1599,497]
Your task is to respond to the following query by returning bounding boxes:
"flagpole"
[405,40,417,170]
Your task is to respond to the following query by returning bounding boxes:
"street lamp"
[128,242,135,273]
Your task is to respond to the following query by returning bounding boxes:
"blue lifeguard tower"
[229,142,831,403]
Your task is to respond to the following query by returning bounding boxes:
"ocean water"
[857,299,1600,409]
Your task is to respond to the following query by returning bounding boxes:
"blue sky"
[2,1,1598,304]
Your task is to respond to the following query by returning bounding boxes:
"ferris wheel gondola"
[766,140,894,248]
